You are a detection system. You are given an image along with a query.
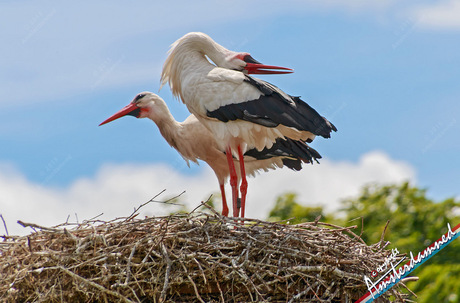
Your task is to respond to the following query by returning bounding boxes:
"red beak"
[99,103,140,126]
[243,55,293,75]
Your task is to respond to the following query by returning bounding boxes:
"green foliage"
[339,182,460,302]
[341,182,459,264]
[268,182,460,302]
[408,264,460,303]
[268,192,332,224]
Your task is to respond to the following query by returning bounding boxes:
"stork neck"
[180,35,231,72]
[150,110,181,149]
[162,33,233,99]
[197,37,230,67]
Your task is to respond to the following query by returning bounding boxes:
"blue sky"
[1,1,459,235]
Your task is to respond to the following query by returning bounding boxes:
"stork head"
[161,32,294,98]
[99,92,165,126]
[228,52,293,75]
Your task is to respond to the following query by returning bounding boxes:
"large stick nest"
[1,204,411,302]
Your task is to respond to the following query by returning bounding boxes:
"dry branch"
[0,210,411,302]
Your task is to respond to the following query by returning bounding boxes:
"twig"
[125,190,185,222]
[215,279,225,303]
[316,221,366,244]
[17,220,60,232]
[287,284,312,303]
[2,212,409,302]
[63,228,79,242]
[54,266,135,303]
[180,262,205,303]
[379,220,390,249]
[401,277,419,283]
[190,195,214,214]
[313,215,322,226]
[82,213,105,224]
[292,265,362,281]
[124,242,138,285]
[399,279,419,299]
[160,243,172,302]
[125,190,166,221]
[0,214,9,236]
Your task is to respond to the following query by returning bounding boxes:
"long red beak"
[99,103,140,126]
[243,55,293,75]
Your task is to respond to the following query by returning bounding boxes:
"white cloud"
[0,150,416,236]
[411,0,460,30]
[246,150,416,215]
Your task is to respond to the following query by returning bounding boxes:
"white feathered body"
[161,32,315,154]
[147,97,285,186]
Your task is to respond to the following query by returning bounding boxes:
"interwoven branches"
[0,208,410,302]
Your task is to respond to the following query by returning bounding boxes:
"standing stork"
[160,32,337,218]
[99,92,322,217]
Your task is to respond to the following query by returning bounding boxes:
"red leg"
[237,145,248,218]
[225,146,240,217]
[219,184,229,217]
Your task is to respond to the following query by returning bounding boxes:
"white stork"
[160,32,337,218]
[99,92,322,217]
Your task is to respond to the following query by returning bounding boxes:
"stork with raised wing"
[161,32,337,218]
[100,92,322,217]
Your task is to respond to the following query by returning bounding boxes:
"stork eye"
[134,94,146,103]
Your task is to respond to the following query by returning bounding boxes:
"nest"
[0,203,411,302]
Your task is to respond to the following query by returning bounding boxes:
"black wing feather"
[244,137,322,172]
[281,158,302,171]
[207,75,337,138]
